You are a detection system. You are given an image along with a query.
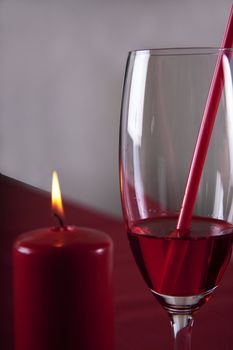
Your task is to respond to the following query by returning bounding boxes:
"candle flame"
[51,171,64,220]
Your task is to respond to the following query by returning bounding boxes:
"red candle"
[13,172,114,350]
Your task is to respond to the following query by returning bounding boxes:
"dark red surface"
[13,226,113,350]
[1,174,233,349]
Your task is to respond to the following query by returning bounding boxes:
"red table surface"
[1,174,233,350]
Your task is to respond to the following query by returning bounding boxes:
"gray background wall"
[0,0,231,217]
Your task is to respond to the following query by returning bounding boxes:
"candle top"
[14,226,112,254]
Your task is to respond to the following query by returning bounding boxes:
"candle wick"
[54,213,64,228]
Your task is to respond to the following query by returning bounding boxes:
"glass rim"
[129,47,233,56]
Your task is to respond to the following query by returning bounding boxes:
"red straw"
[177,6,233,231]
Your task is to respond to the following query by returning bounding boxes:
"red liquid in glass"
[128,216,233,296]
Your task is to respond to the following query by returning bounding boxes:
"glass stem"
[169,313,194,350]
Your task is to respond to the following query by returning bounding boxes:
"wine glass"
[119,48,233,349]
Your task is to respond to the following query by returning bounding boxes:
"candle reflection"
[212,171,224,219]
